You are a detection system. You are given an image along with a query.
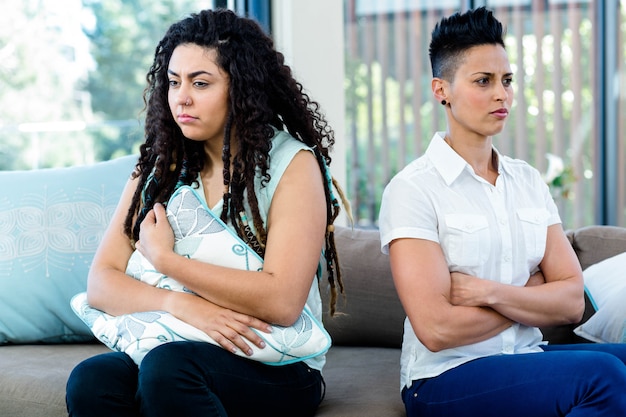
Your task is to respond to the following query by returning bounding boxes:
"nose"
[175,83,191,106]
[177,93,191,107]
[495,83,509,102]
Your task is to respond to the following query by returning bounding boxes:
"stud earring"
[441,100,447,106]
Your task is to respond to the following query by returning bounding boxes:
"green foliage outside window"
[0,0,204,170]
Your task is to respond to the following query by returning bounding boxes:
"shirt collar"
[426,131,505,186]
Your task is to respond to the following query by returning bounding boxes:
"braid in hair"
[220,113,234,223]
[314,150,344,315]
[220,112,266,258]
[241,142,268,251]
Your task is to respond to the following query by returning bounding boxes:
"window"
[2,1,623,227]
[0,0,271,170]
[344,0,626,227]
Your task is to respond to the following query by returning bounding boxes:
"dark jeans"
[402,343,626,417]
[66,341,324,417]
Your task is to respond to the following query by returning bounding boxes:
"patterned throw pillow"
[72,185,331,365]
[0,155,137,344]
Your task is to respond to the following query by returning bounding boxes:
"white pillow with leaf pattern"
[71,185,331,366]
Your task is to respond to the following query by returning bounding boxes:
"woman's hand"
[135,203,175,269]
[450,270,547,307]
[168,291,273,356]
[449,272,490,307]
[525,271,546,287]
[449,225,584,328]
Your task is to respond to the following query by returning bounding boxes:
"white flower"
[543,153,565,184]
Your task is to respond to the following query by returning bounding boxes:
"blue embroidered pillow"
[0,155,136,344]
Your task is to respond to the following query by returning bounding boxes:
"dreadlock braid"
[313,149,345,316]
[243,159,267,248]
[221,113,234,222]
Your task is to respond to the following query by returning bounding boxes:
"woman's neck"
[444,133,498,185]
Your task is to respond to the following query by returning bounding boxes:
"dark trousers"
[403,343,626,417]
[66,341,324,417]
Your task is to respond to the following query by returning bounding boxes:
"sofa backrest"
[321,226,405,348]
[4,153,624,350]
[567,225,626,271]
[323,224,626,348]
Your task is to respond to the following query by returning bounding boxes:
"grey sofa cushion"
[0,344,404,417]
[317,346,405,416]
[322,226,405,348]
[0,344,109,417]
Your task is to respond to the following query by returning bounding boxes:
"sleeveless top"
[192,128,327,371]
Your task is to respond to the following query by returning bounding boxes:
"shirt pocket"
[516,208,550,265]
[444,214,490,267]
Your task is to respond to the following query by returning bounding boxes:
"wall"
[271,0,349,225]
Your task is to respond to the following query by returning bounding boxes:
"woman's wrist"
[160,286,183,315]
[152,249,180,278]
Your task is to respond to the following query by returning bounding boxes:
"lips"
[491,108,509,118]
[177,114,197,123]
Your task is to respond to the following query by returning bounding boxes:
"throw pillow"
[573,251,626,343]
[574,285,626,343]
[0,155,137,344]
[580,251,626,310]
[72,185,331,365]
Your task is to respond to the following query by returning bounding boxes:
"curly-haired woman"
[66,8,346,417]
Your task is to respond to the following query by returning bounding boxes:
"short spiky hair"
[429,7,506,80]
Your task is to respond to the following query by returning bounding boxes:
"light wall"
[271,0,349,224]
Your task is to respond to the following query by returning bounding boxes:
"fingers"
[136,203,174,262]
[140,203,165,227]
[212,326,264,356]
[525,271,546,287]
[141,208,156,227]
[208,312,272,356]
[152,202,167,222]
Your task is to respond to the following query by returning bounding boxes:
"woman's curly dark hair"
[124,8,347,315]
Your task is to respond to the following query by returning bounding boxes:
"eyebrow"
[472,71,514,77]
[167,69,214,78]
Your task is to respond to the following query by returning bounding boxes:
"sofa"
[1,155,625,417]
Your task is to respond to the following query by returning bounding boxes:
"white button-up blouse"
[379,132,561,389]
